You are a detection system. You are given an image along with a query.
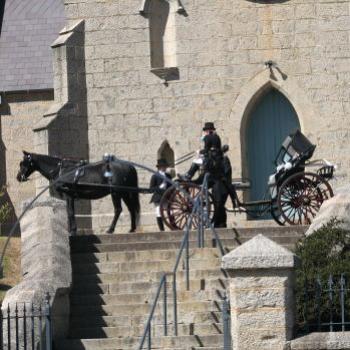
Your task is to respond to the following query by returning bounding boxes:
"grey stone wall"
[288,332,350,349]
[54,0,350,232]
[0,91,54,234]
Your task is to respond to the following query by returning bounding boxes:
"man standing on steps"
[149,158,172,231]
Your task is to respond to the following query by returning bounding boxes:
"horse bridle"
[19,154,34,181]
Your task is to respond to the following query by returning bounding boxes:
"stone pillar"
[33,20,92,233]
[2,197,72,346]
[222,234,299,350]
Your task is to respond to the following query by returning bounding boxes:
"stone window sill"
[151,67,180,84]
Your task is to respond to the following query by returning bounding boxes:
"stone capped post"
[222,234,299,350]
[2,197,71,347]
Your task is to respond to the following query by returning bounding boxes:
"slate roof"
[0,0,66,92]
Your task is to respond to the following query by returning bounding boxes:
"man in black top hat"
[202,122,222,155]
[150,158,172,231]
[201,122,227,227]
[181,122,229,228]
[184,122,223,180]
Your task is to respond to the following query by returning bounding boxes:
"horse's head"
[17,151,36,182]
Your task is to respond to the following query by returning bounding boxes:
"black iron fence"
[0,295,52,350]
[299,274,350,334]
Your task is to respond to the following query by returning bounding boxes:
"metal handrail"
[138,174,227,349]
[138,197,200,349]
[222,293,231,350]
[138,274,169,350]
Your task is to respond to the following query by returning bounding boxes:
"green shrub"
[295,218,350,333]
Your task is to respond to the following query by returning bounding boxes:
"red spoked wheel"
[270,199,287,226]
[160,183,214,231]
[277,172,333,225]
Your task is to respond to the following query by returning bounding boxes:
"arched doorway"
[243,88,300,218]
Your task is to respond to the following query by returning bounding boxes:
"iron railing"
[300,274,350,333]
[222,293,232,350]
[0,295,52,350]
[138,174,227,349]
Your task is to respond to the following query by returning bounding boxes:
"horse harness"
[73,161,87,184]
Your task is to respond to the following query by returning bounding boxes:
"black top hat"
[203,122,216,131]
[156,158,168,168]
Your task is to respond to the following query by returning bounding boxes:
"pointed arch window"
[139,0,185,82]
[157,140,175,167]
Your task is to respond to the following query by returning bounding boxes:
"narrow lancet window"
[149,0,177,69]
[157,140,175,167]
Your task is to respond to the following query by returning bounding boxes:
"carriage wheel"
[270,199,286,226]
[160,183,214,231]
[277,172,333,225]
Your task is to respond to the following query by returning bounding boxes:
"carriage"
[160,130,335,230]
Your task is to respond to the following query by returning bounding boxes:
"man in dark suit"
[181,122,228,228]
[150,158,172,231]
[184,121,223,180]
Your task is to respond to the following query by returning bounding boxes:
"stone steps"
[70,289,222,306]
[70,322,223,339]
[66,226,305,350]
[72,268,227,285]
[71,248,221,264]
[71,278,227,296]
[70,310,222,329]
[70,238,297,254]
[72,258,221,275]
[70,226,306,253]
[59,334,223,349]
[70,300,220,317]
[70,226,306,246]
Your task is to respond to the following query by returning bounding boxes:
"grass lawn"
[0,237,21,302]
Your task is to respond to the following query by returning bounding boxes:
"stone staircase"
[58,226,307,350]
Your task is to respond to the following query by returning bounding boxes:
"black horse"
[17,151,140,235]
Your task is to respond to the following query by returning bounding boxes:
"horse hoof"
[129,229,136,233]
[106,230,113,234]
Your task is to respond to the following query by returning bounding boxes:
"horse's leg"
[122,194,137,233]
[107,194,122,234]
[66,197,77,236]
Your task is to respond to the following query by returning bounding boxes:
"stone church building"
[1,0,350,233]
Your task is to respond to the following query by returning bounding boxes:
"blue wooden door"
[244,89,300,218]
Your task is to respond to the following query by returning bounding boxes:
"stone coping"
[222,233,299,270]
[289,332,350,349]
